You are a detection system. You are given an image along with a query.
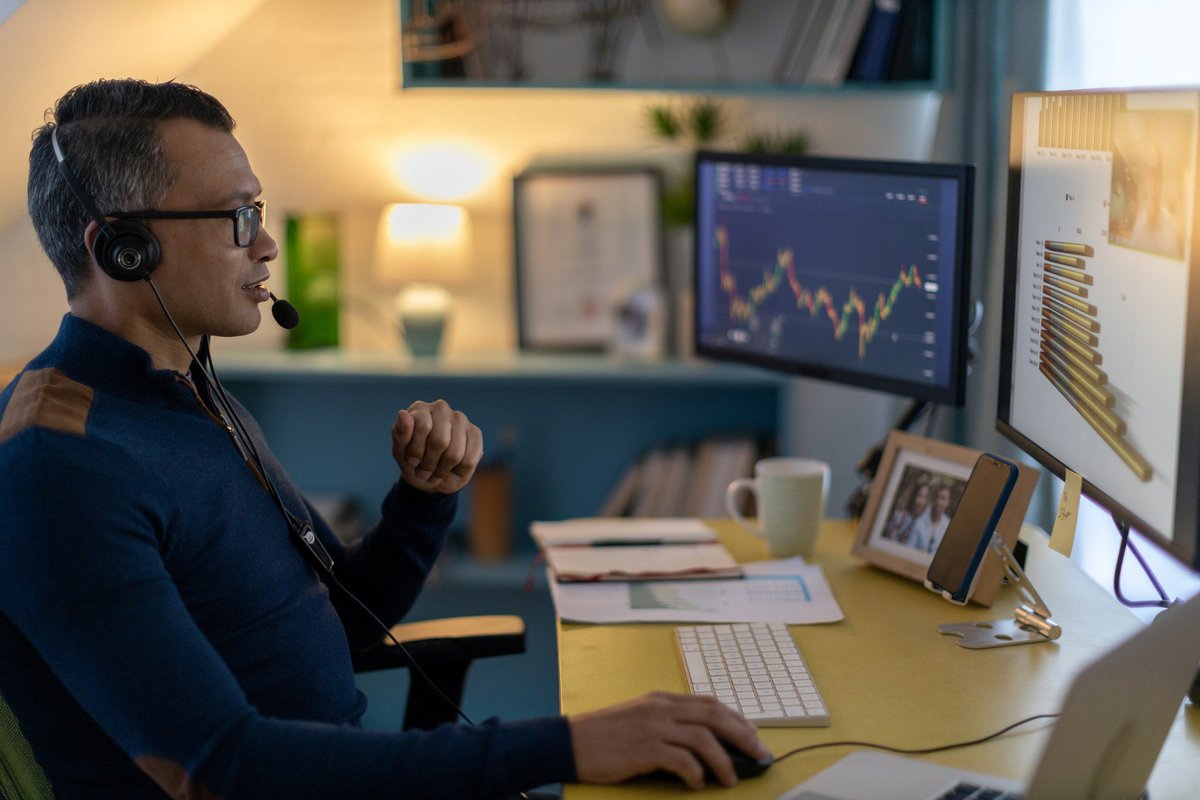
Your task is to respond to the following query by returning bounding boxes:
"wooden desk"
[558,520,1200,798]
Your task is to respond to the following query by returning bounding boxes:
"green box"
[284,214,341,349]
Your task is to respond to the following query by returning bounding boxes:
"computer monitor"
[693,151,974,407]
[997,88,1200,570]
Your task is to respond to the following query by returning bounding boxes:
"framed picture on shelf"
[851,430,1038,606]
[513,166,664,351]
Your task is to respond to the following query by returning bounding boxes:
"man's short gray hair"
[27,79,235,299]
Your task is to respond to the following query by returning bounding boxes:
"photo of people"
[878,464,967,556]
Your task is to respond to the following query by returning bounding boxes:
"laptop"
[781,589,1200,800]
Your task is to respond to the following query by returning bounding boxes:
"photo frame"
[852,430,1039,606]
[513,166,664,351]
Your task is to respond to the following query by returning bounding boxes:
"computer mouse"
[721,739,774,779]
[642,739,773,783]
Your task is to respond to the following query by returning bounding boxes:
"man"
[0,79,766,799]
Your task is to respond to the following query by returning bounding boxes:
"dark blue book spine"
[849,0,904,82]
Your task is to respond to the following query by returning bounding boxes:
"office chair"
[351,613,526,730]
[0,692,52,800]
[0,614,525,799]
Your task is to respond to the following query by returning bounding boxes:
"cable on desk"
[771,712,1060,764]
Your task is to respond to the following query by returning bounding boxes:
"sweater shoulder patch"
[0,368,93,445]
[135,755,222,800]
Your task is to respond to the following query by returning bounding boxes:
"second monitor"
[693,151,974,406]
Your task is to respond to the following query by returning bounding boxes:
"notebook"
[543,542,742,582]
[781,588,1200,800]
[530,517,717,548]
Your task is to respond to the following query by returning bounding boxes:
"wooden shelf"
[211,349,786,387]
[401,0,951,93]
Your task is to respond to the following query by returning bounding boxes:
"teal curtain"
[933,0,1052,524]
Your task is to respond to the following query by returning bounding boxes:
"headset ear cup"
[93,221,160,282]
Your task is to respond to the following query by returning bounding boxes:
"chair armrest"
[352,614,526,673]
[351,614,527,730]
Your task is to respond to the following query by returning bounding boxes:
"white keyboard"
[675,622,830,727]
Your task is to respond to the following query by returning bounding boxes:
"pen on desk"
[587,539,711,547]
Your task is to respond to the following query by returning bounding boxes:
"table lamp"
[374,202,471,358]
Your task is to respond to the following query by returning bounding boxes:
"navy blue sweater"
[0,315,575,799]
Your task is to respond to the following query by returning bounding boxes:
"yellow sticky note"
[1050,469,1083,556]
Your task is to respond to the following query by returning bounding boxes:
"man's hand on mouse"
[568,691,771,789]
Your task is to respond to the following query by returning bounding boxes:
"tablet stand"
[939,533,1063,649]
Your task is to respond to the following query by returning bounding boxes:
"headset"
[50,126,300,328]
[50,127,161,282]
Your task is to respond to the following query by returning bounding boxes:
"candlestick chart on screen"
[692,153,971,406]
[707,219,945,385]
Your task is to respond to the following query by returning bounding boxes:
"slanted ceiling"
[0,0,268,233]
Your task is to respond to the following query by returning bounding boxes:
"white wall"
[0,0,270,365]
[0,216,67,363]
[0,0,944,357]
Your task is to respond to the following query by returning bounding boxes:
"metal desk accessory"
[939,533,1063,649]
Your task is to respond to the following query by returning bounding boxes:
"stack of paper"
[531,517,717,548]
[531,518,741,583]
[595,437,760,518]
[533,519,845,624]
[543,543,742,583]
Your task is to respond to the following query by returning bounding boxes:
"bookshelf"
[214,350,784,555]
[401,0,951,93]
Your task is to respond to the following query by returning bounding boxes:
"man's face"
[146,117,278,339]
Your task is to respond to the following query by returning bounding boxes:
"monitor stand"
[845,398,933,517]
[939,533,1063,649]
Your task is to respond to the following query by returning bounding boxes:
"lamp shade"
[374,202,471,286]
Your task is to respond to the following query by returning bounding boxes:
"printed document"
[550,557,843,624]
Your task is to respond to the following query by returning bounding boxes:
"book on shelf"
[774,0,835,83]
[652,445,692,517]
[806,0,874,85]
[597,459,641,517]
[772,0,829,83]
[684,437,758,518]
[772,0,931,86]
[848,0,905,82]
[886,0,934,81]
[630,446,669,517]
[595,435,761,519]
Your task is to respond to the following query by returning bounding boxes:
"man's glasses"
[109,200,265,248]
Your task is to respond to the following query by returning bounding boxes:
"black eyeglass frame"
[108,200,265,248]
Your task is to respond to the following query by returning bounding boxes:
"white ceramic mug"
[725,457,830,557]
